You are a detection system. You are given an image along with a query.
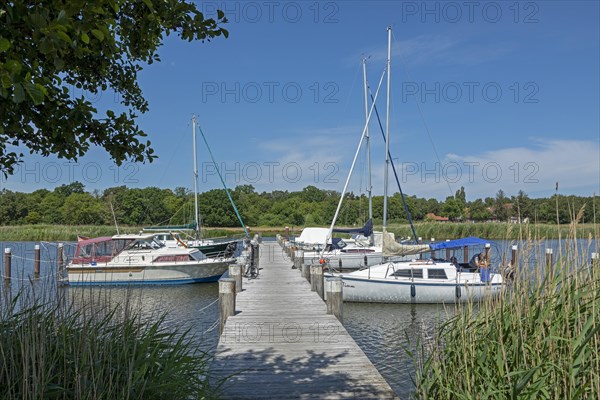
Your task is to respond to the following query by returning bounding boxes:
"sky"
[3,0,600,201]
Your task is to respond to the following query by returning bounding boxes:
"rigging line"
[391,30,462,218]
[369,88,420,243]
[196,124,250,239]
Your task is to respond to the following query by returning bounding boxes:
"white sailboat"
[336,27,505,303]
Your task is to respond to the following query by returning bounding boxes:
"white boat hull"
[65,260,233,285]
[338,274,503,303]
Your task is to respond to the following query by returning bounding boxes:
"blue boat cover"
[333,219,373,237]
[429,236,488,250]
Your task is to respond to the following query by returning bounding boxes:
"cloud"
[394,138,600,199]
[351,34,514,68]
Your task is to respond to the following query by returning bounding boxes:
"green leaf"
[142,0,154,11]
[57,10,67,23]
[81,32,90,44]
[91,29,104,41]
[13,83,25,103]
[55,31,71,43]
[24,82,46,105]
[0,38,10,52]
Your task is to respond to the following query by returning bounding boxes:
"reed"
[0,284,220,399]
[412,213,600,399]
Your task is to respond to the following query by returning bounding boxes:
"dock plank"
[210,242,398,399]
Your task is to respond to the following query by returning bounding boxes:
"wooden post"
[445,239,450,261]
[57,243,64,274]
[430,238,435,259]
[252,242,260,269]
[463,246,469,263]
[34,244,41,277]
[314,265,324,300]
[302,263,310,282]
[546,248,553,277]
[293,249,304,270]
[310,265,319,292]
[4,248,11,283]
[229,264,242,293]
[326,277,343,323]
[285,226,289,240]
[511,245,518,269]
[219,278,236,335]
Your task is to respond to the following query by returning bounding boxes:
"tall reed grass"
[412,210,599,399]
[0,283,220,399]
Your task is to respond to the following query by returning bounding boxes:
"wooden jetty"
[210,241,398,399]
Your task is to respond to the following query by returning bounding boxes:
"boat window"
[95,241,112,257]
[428,269,448,279]
[391,269,423,278]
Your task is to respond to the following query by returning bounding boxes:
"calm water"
[1,238,597,397]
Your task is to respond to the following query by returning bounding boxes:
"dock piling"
[229,264,243,293]
[301,263,310,281]
[511,245,518,269]
[57,243,64,274]
[546,248,553,277]
[4,248,11,283]
[313,265,324,300]
[218,278,236,335]
[293,249,303,270]
[326,277,343,323]
[34,244,41,277]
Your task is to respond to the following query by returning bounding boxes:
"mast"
[382,26,392,231]
[362,57,373,245]
[192,115,200,240]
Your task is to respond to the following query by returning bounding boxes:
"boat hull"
[65,260,233,285]
[304,252,414,271]
[192,240,238,258]
[338,275,504,303]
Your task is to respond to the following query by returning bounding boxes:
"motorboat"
[64,234,235,285]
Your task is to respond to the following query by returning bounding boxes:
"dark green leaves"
[0,0,228,175]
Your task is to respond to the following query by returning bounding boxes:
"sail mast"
[362,57,373,245]
[192,115,200,240]
[382,26,392,231]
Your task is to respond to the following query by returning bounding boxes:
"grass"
[0,285,221,399]
[0,222,594,242]
[412,212,600,399]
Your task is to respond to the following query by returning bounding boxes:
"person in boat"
[469,252,486,269]
[450,256,458,267]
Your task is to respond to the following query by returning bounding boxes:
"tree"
[0,1,228,175]
[494,189,509,222]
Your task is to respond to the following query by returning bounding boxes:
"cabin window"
[391,269,423,279]
[428,269,447,279]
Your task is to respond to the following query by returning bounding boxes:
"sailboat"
[336,27,504,303]
[148,116,241,258]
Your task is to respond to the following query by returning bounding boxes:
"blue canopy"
[333,219,373,237]
[429,236,489,250]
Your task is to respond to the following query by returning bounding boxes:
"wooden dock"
[210,241,398,399]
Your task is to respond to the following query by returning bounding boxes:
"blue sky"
[3,0,599,201]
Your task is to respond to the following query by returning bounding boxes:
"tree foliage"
[0,183,596,227]
[0,0,228,175]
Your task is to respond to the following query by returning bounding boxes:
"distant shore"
[0,222,597,242]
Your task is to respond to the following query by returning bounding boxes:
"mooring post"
[229,264,242,293]
[57,243,64,274]
[445,239,451,261]
[310,265,319,292]
[302,263,310,282]
[285,226,289,241]
[314,265,324,300]
[219,278,236,335]
[294,249,304,270]
[4,248,11,283]
[463,246,469,263]
[511,245,518,269]
[326,277,343,323]
[546,248,553,277]
[430,238,435,259]
[34,244,41,277]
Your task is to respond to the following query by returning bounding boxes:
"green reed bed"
[413,223,599,399]
[0,288,219,399]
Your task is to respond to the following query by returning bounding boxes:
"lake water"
[1,238,597,397]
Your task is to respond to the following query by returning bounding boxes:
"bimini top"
[296,227,330,245]
[429,236,489,250]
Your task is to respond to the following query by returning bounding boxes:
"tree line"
[0,182,597,227]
